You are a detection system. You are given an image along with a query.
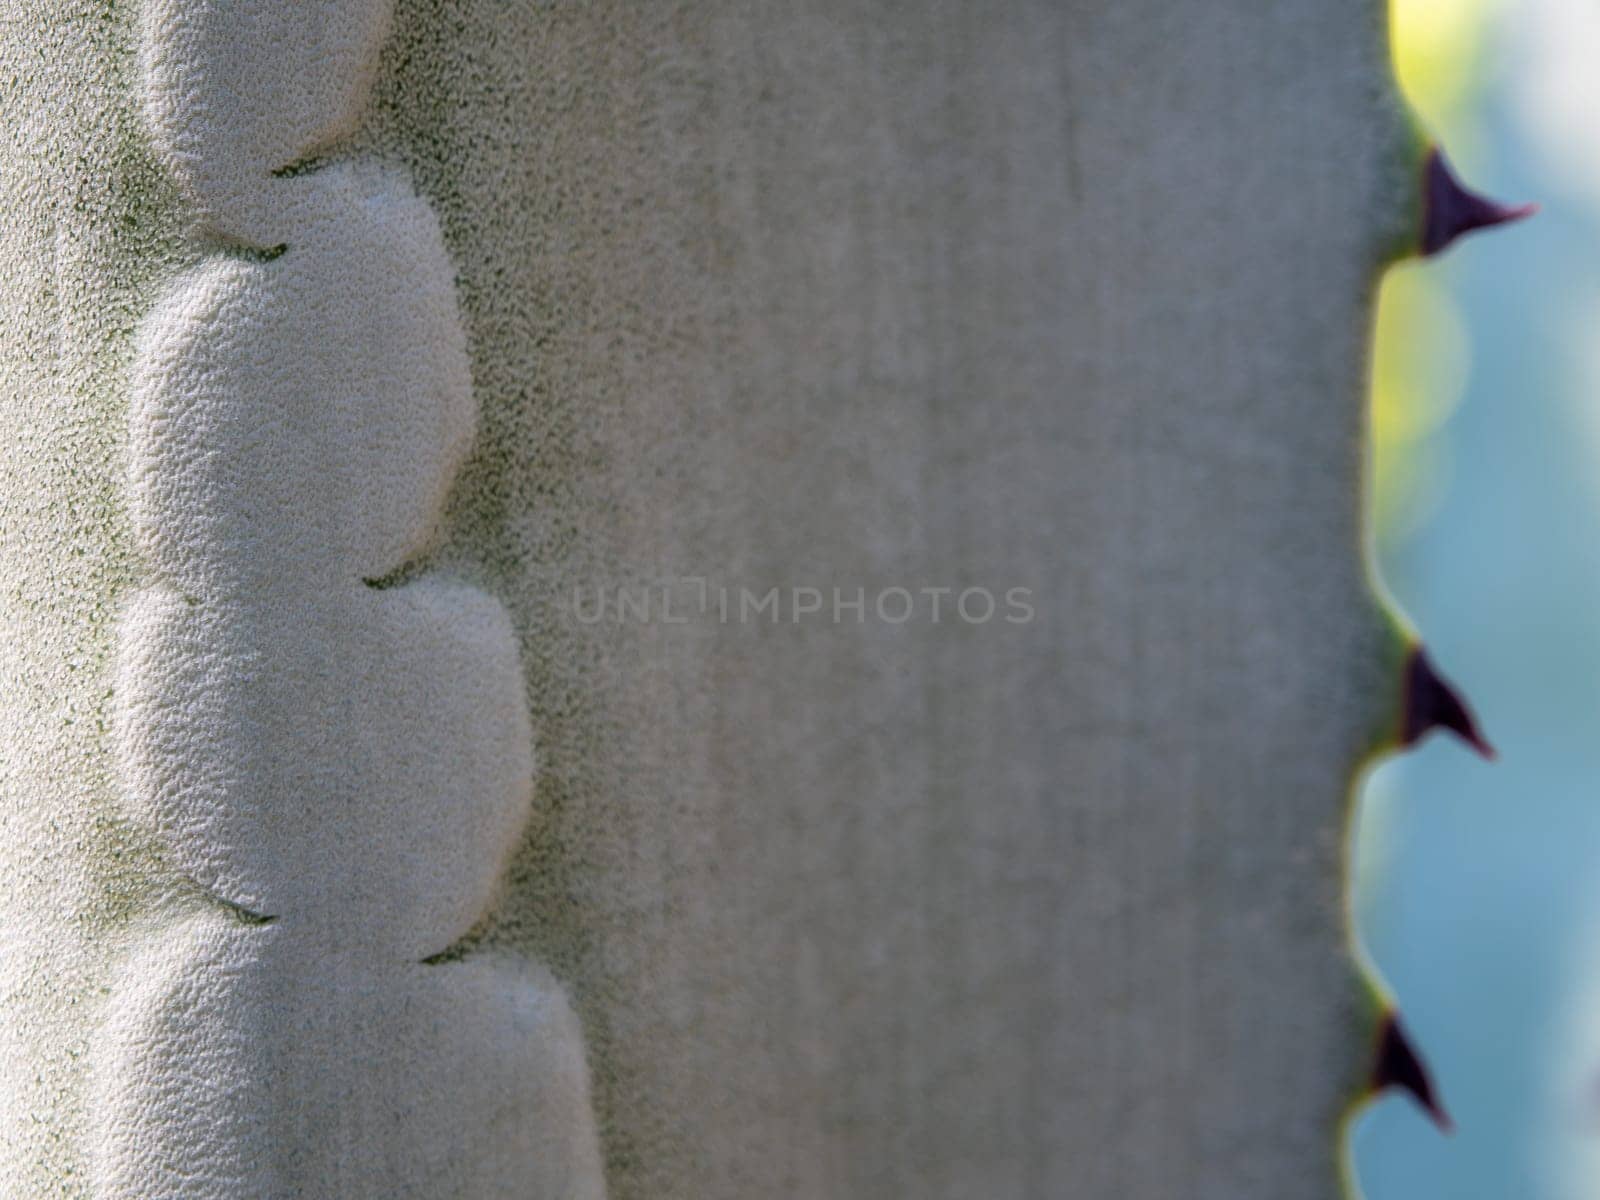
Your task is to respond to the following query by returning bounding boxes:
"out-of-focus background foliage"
[1352,0,1600,1196]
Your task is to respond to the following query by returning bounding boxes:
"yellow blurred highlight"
[1374,0,1496,546]
[1392,0,1499,126]
[1371,266,1471,445]
[1371,265,1472,546]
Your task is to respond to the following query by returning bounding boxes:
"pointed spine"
[1400,645,1496,760]
[1420,147,1536,258]
[1369,1012,1454,1134]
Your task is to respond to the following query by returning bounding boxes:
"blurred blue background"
[1352,1,1600,1196]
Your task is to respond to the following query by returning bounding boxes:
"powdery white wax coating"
[115,578,535,958]
[140,0,394,240]
[92,918,606,1199]
[129,163,474,600]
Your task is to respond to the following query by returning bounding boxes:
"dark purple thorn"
[1401,646,1496,761]
[1371,1012,1454,1134]
[1421,147,1538,257]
